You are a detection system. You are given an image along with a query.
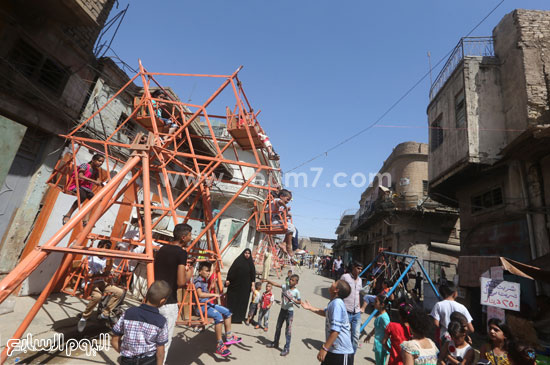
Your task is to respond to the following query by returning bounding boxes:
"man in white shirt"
[340,261,363,352]
[332,256,343,279]
[430,283,474,341]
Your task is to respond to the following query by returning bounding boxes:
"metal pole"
[0,155,140,304]
[360,258,416,333]
[417,260,441,300]
[141,152,155,286]
[358,253,381,278]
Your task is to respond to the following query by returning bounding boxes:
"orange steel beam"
[140,151,155,286]
[0,170,125,364]
[0,155,140,304]
[40,246,153,261]
[187,168,261,252]
[0,63,286,364]
[68,72,141,137]
[18,186,61,262]
[110,176,138,240]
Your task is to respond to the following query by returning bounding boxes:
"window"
[228,220,244,246]
[9,40,41,77]
[471,187,503,213]
[246,224,255,248]
[455,90,466,127]
[8,39,69,96]
[430,114,444,150]
[422,180,428,195]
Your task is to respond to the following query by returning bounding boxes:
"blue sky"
[109,0,549,238]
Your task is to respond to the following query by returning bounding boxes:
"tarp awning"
[458,255,550,287]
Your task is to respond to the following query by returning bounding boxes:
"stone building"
[0,0,115,278]
[427,10,550,321]
[349,141,460,282]
[299,236,335,257]
[332,209,357,264]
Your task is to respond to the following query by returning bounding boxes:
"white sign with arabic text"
[480,277,520,312]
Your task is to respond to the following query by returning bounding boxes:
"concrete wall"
[430,10,550,262]
[0,135,64,275]
[463,57,507,164]
[428,56,507,183]
[428,67,469,183]
[494,10,550,136]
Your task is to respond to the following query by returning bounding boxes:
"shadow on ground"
[166,326,259,364]
[302,337,323,350]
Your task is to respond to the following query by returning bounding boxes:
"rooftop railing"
[429,37,494,101]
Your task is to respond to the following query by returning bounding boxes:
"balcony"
[210,180,267,203]
[350,194,423,232]
[430,37,494,101]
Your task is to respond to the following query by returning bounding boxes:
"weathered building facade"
[428,9,550,269]
[0,0,115,278]
[349,142,460,281]
[332,209,357,264]
[299,236,335,257]
[427,10,550,323]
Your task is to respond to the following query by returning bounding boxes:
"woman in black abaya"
[225,248,255,323]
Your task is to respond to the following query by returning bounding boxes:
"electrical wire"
[285,0,506,174]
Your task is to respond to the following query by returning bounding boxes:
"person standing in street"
[333,256,343,279]
[225,248,256,323]
[154,223,195,364]
[302,280,354,365]
[340,261,363,352]
[430,283,474,344]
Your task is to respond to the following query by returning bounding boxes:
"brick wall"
[63,0,115,53]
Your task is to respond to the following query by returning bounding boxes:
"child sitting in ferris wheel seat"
[151,90,178,134]
[270,189,297,259]
[258,130,279,160]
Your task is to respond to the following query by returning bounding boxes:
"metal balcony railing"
[350,194,423,231]
[429,37,494,101]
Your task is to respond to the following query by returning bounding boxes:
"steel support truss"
[0,61,281,364]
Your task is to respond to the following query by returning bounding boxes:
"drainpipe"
[517,160,537,261]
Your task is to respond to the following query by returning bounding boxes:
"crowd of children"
[102,259,543,365]
[358,278,538,365]
[88,224,541,365]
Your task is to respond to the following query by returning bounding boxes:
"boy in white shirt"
[430,283,474,343]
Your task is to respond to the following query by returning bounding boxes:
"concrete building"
[349,142,460,282]
[332,209,357,264]
[0,0,115,278]
[299,236,335,257]
[427,9,550,321]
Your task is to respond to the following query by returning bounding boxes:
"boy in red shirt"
[255,282,275,332]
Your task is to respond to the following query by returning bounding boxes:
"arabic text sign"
[480,278,520,312]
